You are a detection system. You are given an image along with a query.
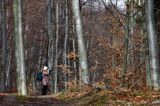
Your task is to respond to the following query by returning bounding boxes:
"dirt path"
[0,94,70,106]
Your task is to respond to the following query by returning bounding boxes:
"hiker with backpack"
[41,65,50,95]
[37,65,53,95]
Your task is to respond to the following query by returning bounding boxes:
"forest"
[1,0,160,105]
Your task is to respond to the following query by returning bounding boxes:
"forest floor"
[0,93,69,106]
[1,86,160,106]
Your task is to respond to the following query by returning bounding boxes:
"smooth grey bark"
[122,1,129,83]
[54,4,59,93]
[63,0,68,89]
[137,0,151,86]
[47,0,54,71]
[72,0,89,85]
[5,51,12,91]
[130,0,134,35]
[13,0,27,95]
[1,0,7,92]
[73,37,77,85]
[145,0,160,89]
[72,21,77,85]
[47,0,54,93]
[135,0,151,86]
[67,45,71,83]
[138,0,145,62]
[129,0,134,65]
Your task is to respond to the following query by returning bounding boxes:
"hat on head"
[43,66,48,70]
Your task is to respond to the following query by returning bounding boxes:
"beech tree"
[47,0,55,93]
[13,0,27,95]
[0,0,7,93]
[72,0,89,85]
[145,0,160,89]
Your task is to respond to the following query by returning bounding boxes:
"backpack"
[37,72,43,81]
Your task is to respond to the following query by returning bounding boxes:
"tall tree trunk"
[63,0,68,89]
[47,0,55,93]
[13,0,27,95]
[72,0,89,85]
[145,0,160,89]
[130,0,134,35]
[47,0,54,71]
[54,3,59,93]
[72,22,77,86]
[1,0,7,93]
[6,51,12,91]
[129,0,135,66]
[122,1,129,84]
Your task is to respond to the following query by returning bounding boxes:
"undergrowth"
[57,85,160,105]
